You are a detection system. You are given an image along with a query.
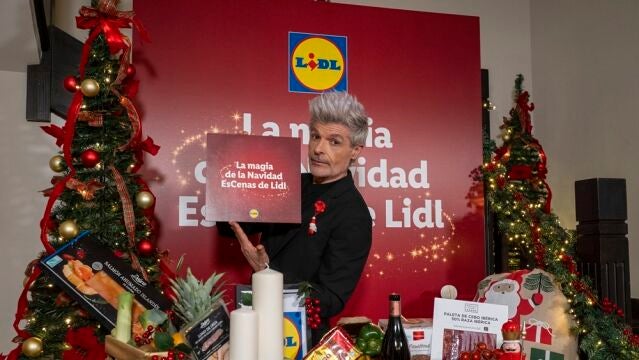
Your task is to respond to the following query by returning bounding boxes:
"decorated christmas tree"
[1,1,174,358]
[478,75,639,358]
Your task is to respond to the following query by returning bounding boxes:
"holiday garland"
[477,75,639,358]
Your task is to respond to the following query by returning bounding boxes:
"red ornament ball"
[137,239,155,256]
[531,292,544,305]
[80,148,101,168]
[63,75,78,92]
[126,64,136,78]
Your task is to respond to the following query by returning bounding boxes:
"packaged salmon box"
[40,231,171,330]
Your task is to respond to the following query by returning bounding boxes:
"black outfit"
[221,171,372,342]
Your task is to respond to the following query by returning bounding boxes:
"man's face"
[308,122,362,184]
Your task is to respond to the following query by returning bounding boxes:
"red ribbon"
[130,136,161,172]
[116,94,142,151]
[75,3,149,77]
[0,267,42,360]
[39,175,68,254]
[110,165,148,281]
[507,165,533,180]
[63,92,84,175]
[542,181,553,213]
[41,125,65,147]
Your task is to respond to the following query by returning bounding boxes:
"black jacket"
[262,172,372,319]
[220,172,372,319]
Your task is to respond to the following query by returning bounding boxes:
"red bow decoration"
[75,1,150,79]
[129,136,161,173]
[308,200,327,236]
[62,327,106,360]
[76,2,149,55]
[41,125,66,147]
[66,178,105,201]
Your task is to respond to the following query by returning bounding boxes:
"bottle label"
[390,301,401,317]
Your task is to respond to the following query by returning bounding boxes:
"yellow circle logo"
[249,209,259,219]
[283,316,301,359]
[291,37,345,91]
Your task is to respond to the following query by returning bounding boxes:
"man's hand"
[229,221,269,271]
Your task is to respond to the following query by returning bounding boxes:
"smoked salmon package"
[40,231,171,330]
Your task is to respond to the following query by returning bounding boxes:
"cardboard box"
[40,231,172,330]
[379,318,433,359]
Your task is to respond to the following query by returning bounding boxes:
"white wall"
[530,0,639,296]
[0,70,58,351]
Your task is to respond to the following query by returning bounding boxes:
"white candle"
[252,267,283,360]
[230,306,258,360]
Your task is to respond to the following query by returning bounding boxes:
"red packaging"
[303,326,362,360]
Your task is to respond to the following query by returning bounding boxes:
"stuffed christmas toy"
[475,269,578,360]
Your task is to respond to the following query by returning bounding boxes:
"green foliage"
[16,20,164,359]
[478,75,639,359]
[169,269,225,327]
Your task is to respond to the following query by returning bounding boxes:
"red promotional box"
[205,134,301,223]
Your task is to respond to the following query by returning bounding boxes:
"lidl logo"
[283,314,302,359]
[289,32,347,93]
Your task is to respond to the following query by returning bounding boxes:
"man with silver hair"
[228,91,372,342]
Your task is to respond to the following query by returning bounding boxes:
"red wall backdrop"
[134,0,484,321]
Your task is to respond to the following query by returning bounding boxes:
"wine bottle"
[380,293,411,360]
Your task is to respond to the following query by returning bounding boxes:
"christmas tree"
[2,1,171,358]
[478,75,639,358]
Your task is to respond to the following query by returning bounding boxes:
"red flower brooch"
[308,200,326,235]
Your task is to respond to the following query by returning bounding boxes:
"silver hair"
[309,91,368,147]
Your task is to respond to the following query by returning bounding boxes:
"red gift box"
[524,319,553,345]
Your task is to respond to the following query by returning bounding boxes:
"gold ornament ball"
[136,191,155,209]
[62,342,72,351]
[49,155,66,173]
[80,78,100,97]
[58,220,79,240]
[21,337,43,358]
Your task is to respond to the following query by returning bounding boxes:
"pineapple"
[169,268,225,327]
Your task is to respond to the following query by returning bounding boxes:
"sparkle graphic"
[171,114,246,186]
[365,211,458,278]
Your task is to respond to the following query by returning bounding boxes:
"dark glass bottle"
[380,293,411,360]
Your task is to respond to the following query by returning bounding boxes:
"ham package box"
[40,231,171,330]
